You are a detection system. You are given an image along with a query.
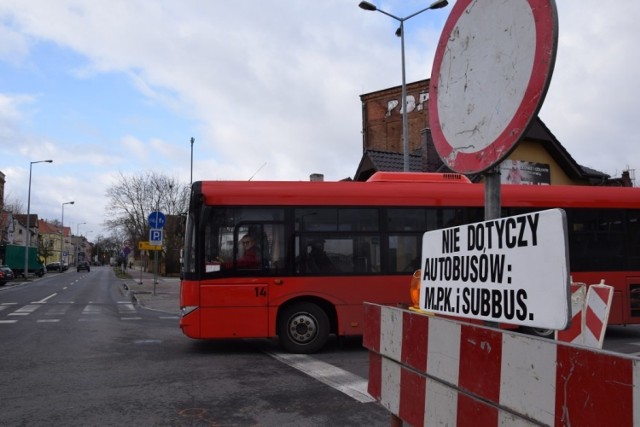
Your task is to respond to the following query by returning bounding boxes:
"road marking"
[1,302,18,305]
[0,320,18,324]
[8,304,42,316]
[37,319,60,323]
[266,351,375,403]
[120,317,142,321]
[82,304,102,315]
[117,303,137,314]
[159,316,180,320]
[33,293,58,304]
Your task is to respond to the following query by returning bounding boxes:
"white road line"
[33,293,58,304]
[158,316,180,320]
[8,304,42,316]
[37,319,60,323]
[82,305,102,315]
[120,317,142,321]
[117,303,137,314]
[1,302,18,305]
[267,351,375,403]
[0,320,18,324]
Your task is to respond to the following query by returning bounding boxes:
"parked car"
[46,262,61,271]
[0,265,16,286]
[77,261,90,272]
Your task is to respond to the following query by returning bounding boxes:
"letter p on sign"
[150,228,163,245]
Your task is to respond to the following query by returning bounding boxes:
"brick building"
[354,79,632,186]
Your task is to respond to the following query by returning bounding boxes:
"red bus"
[180,172,640,353]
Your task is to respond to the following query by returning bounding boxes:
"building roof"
[354,117,610,183]
[13,214,39,228]
[39,220,63,235]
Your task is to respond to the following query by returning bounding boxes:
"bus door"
[201,222,287,338]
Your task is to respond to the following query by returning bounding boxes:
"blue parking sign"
[150,228,163,245]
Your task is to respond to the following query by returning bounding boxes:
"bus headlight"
[181,306,198,317]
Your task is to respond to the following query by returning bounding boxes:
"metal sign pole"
[484,166,501,328]
[153,211,159,295]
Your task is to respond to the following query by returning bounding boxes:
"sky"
[0,0,638,240]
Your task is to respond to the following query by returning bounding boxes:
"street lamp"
[190,137,195,187]
[359,0,448,172]
[24,159,53,279]
[60,201,74,270]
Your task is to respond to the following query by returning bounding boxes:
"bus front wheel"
[278,302,329,354]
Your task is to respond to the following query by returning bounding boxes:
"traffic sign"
[419,209,570,329]
[148,211,166,229]
[429,0,558,174]
[149,228,163,245]
[139,241,162,251]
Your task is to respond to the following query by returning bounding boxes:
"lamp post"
[190,137,195,187]
[359,0,448,172]
[60,201,74,270]
[24,159,53,279]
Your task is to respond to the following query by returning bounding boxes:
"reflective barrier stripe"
[363,303,639,427]
[583,283,614,348]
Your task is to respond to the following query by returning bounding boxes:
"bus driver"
[237,234,260,269]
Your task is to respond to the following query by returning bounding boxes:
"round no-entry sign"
[429,0,558,174]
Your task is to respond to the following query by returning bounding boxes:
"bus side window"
[268,224,287,273]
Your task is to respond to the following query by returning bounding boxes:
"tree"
[3,195,25,216]
[104,172,190,270]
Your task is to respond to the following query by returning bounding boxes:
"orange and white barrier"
[363,303,639,427]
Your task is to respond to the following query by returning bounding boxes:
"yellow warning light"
[410,270,421,308]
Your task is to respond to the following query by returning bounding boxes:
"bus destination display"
[419,208,570,329]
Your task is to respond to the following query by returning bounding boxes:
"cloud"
[0,0,639,239]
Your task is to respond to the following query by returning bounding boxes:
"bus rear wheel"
[278,302,329,354]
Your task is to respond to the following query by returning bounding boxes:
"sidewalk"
[122,268,181,315]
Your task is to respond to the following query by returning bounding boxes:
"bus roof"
[196,174,640,209]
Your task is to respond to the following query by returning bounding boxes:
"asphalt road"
[0,267,391,426]
[3,267,640,426]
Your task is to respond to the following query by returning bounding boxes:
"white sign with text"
[420,209,570,329]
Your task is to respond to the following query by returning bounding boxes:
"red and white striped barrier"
[583,283,614,348]
[555,282,586,344]
[555,282,613,349]
[363,303,640,427]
